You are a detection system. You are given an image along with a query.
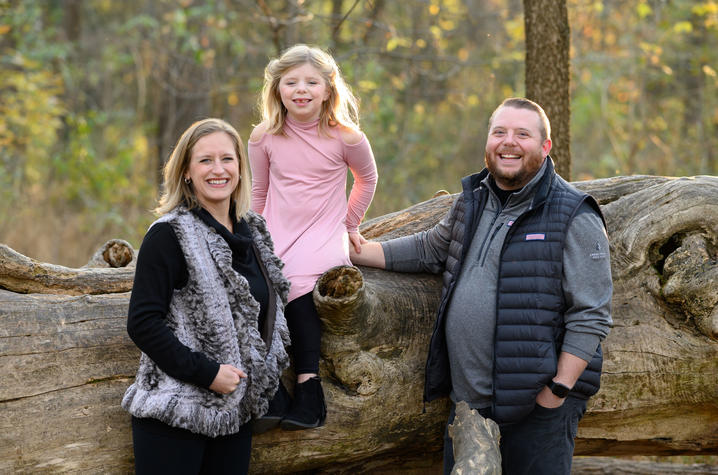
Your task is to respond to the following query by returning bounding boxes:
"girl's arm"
[248,123,270,214]
[343,130,378,235]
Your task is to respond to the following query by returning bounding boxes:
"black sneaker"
[280,376,327,430]
[252,381,292,434]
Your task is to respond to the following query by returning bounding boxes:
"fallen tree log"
[0,239,136,295]
[1,175,717,473]
[572,457,718,474]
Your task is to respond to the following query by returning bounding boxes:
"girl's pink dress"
[248,117,378,303]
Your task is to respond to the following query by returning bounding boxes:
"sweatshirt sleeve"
[127,223,220,388]
[561,202,613,361]
[381,196,459,274]
[248,136,270,214]
[344,135,378,233]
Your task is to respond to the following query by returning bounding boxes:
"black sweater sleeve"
[127,223,219,389]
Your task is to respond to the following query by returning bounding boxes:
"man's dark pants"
[443,397,587,475]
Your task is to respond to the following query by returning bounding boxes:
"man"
[351,98,612,474]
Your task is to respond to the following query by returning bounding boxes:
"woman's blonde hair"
[155,118,251,221]
[259,44,361,136]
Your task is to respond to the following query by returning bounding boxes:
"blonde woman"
[122,118,290,474]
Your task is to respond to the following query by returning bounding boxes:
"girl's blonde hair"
[259,44,360,136]
[155,118,251,221]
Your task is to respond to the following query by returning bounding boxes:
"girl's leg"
[285,292,321,377]
[281,292,326,430]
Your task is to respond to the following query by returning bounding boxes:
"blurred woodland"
[1,0,717,267]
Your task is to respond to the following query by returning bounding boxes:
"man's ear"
[542,138,552,157]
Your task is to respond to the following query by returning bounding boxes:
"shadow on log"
[1,176,718,473]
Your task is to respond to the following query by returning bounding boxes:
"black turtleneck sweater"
[127,208,269,389]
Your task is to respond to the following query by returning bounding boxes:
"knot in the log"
[313,265,373,336]
[331,350,384,396]
[661,233,718,340]
[84,239,137,268]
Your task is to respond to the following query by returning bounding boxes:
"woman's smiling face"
[185,131,240,213]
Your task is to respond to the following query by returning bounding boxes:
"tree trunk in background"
[524,0,571,180]
[2,176,718,473]
[154,63,212,185]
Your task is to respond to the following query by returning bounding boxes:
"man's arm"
[352,196,461,273]
[350,241,386,268]
[561,203,613,357]
[537,202,613,408]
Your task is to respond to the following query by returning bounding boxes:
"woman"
[122,118,290,474]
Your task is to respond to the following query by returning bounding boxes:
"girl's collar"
[285,115,320,130]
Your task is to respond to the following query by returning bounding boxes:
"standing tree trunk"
[524,0,571,180]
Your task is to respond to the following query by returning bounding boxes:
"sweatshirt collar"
[461,156,555,210]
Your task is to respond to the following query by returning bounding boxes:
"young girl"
[249,44,378,431]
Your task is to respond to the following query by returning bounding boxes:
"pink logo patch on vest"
[525,233,545,241]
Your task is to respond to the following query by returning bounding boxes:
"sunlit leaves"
[673,21,693,33]
[570,0,718,178]
[2,0,717,264]
[636,2,652,19]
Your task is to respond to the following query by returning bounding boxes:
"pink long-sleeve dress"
[248,117,378,303]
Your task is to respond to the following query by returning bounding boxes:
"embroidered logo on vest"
[525,233,545,240]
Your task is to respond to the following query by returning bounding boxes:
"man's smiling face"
[484,106,552,190]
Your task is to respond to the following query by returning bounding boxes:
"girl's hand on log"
[348,231,368,254]
[209,364,247,394]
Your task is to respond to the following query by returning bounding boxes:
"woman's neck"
[201,202,233,232]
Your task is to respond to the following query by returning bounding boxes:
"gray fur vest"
[122,207,291,437]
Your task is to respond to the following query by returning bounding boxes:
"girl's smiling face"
[278,62,330,123]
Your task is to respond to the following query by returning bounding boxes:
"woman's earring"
[184,177,191,185]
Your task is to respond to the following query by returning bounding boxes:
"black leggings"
[285,291,322,374]
[131,416,252,475]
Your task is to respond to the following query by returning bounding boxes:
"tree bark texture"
[524,0,572,180]
[1,176,717,473]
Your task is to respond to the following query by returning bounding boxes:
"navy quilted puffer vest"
[492,172,603,424]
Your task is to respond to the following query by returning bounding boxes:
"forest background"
[1,0,717,268]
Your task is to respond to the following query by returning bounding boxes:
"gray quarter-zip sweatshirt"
[382,159,612,409]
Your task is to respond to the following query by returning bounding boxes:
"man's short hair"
[489,97,551,142]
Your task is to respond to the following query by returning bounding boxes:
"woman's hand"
[209,364,247,394]
[348,231,368,255]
